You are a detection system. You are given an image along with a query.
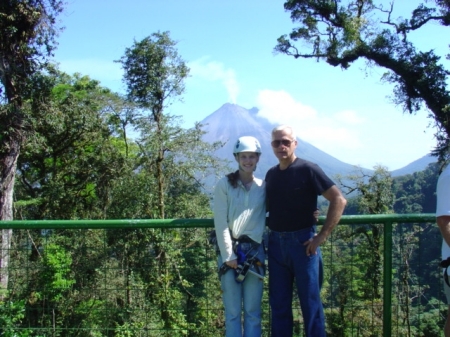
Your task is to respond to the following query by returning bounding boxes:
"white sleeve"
[437,172,450,217]
[213,179,236,262]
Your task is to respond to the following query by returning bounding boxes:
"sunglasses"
[271,139,295,147]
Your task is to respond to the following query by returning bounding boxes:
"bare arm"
[305,185,347,255]
[438,215,450,247]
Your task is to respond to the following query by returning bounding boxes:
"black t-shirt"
[265,157,335,232]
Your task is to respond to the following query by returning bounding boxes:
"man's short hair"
[272,125,297,140]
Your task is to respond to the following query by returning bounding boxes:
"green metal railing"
[0,214,443,336]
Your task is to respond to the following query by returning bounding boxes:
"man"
[436,162,450,337]
[265,125,347,337]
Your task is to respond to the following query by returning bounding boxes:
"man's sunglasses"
[271,139,295,147]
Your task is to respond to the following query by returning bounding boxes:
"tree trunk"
[154,112,164,220]
[0,134,20,295]
[157,153,164,220]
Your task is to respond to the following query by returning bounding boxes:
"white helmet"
[233,136,262,154]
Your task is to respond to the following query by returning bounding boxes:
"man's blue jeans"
[218,243,265,337]
[268,227,326,337]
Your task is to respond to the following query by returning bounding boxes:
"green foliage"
[41,243,75,302]
[0,0,64,222]
[14,70,126,220]
[0,300,34,337]
[117,31,189,111]
[115,31,225,220]
[393,162,440,213]
[338,165,394,214]
[277,0,450,161]
[0,0,64,105]
[4,8,446,332]
[4,27,227,330]
[330,163,445,335]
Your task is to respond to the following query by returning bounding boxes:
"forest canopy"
[276,0,450,161]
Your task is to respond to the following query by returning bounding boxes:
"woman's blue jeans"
[268,227,325,337]
[218,242,265,337]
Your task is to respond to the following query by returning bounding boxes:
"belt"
[235,235,255,243]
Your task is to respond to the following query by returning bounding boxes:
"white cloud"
[254,89,435,170]
[256,89,364,152]
[256,90,316,121]
[189,58,239,103]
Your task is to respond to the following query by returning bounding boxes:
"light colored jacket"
[213,176,266,262]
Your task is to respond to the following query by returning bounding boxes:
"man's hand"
[303,233,326,256]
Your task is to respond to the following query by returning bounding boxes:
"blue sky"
[53,0,449,170]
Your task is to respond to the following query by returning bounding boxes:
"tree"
[14,69,128,220]
[393,162,440,213]
[336,165,443,335]
[7,66,222,334]
[115,31,227,331]
[0,0,64,217]
[117,31,190,219]
[392,162,442,318]
[276,0,450,161]
[337,165,394,298]
[0,0,64,294]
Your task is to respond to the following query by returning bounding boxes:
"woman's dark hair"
[226,170,240,188]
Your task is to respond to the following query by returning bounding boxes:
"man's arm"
[438,215,450,247]
[305,185,347,255]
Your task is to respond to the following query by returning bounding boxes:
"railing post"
[383,221,393,337]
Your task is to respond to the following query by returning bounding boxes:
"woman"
[213,136,266,337]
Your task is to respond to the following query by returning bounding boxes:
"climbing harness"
[218,236,265,282]
[441,257,450,287]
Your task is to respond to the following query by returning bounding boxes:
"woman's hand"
[314,208,320,222]
[226,259,238,269]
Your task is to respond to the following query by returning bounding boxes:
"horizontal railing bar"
[0,218,214,229]
[0,213,436,229]
[327,213,436,224]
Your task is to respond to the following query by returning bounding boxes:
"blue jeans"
[218,242,265,337]
[268,227,325,337]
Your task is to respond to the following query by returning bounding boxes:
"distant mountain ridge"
[391,154,436,177]
[200,103,436,180]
